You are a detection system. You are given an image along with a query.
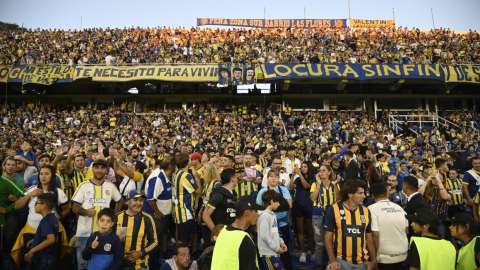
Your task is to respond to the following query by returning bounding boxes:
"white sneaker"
[311,253,315,262]
[299,252,307,263]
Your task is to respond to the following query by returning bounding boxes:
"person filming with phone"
[418,169,452,239]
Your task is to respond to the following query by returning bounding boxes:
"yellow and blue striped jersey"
[310,181,337,215]
[234,180,257,198]
[172,169,199,224]
[202,179,222,205]
[324,202,372,264]
[68,168,86,193]
[447,178,463,205]
[116,211,158,269]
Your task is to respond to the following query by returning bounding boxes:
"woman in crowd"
[259,169,293,270]
[290,162,315,263]
[363,160,383,186]
[199,163,221,248]
[310,164,340,270]
[418,171,452,239]
[12,165,70,268]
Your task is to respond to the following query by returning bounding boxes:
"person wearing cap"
[116,189,158,270]
[211,195,264,270]
[190,152,205,181]
[324,180,377,270]
[71,159,124,270]
[447,213,480,270]
[405,208,456,270]
[234,163,257,198]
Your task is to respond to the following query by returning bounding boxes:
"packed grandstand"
[0,21,480,270]
[1,26,479,65]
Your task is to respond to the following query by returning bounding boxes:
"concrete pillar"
[324,98,330,110]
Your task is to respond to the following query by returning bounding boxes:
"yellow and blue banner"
[260,64,447,81]
[0,65,9,83]
[74,65,218,82]
[197,18,347,28]
[443,65,480,84]
[350,19,396,29]
[218,63,258,85]
[7,65,75,84]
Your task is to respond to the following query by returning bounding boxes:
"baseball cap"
[234,163,245,172]
[191,152,202,160]
[144,145,153,151]
[444,213,476,227]
[405,208,440,227]
[234,195,266,213]
[92,159,108,168]
[126,189,146,201]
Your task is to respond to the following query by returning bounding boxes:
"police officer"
[202,169,238,233]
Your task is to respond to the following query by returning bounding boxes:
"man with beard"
[116,190,158,270]
[130,146,147,164]
[72,159,124,270]
[262,155,291,189]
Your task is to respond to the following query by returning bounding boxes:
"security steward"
[116,189,158,270]
[211,195,265,270]
[405,208,456,270]
[202,169,238,232]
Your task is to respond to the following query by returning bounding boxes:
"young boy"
[258,190,288,270]
[82,208,123,270]
[24,193,59,270]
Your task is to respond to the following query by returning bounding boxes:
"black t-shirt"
[208,188,237,226]
[225,225,259,270]
[359,145,368,156]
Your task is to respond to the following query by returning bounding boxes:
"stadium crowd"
[0,98,480,270]
[1,26,480,66]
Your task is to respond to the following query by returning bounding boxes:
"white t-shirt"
[376,142,384,153]
[72,180,122,237]
[119,175,144,197]
[283,158,301,175]
[24,186,68,230]
[368,199,409,264]
[262,167,291,190]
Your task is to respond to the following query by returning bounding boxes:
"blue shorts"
[177,219,195,243]
[261,255,283,270]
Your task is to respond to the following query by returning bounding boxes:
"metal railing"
[388,115,418,135]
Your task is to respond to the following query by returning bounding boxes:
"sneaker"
[311,253,315,262]
[299,252,307,263]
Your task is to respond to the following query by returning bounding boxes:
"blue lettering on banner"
[260,64,446,81]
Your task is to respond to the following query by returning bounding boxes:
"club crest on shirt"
[360,215,366,223]
[244,185,248,191]
[105,190,110,195]
[339,210,345,215]
[104,243,111,251]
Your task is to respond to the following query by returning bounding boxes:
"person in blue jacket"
[82,208,123,270]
